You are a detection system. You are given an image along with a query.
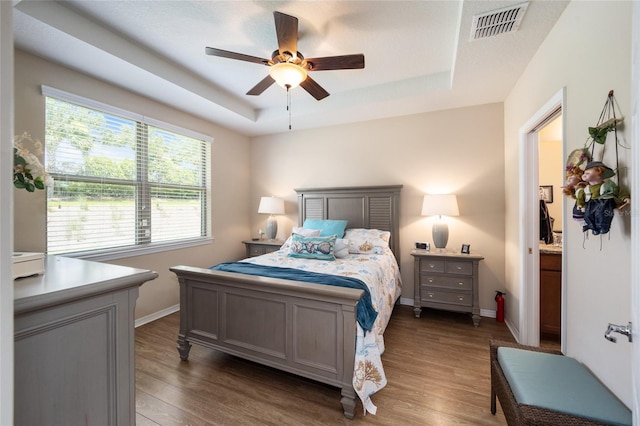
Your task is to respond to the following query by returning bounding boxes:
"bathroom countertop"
[539,242,562,254]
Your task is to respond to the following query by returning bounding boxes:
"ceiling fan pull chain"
[286,84,292,130]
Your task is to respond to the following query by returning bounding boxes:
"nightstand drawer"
[421,290,472,307]
[263,245,280,254]
[248,246,266,256]
[419,260,445,273]
[242,240,284,258]
[421,275,472,291]
[445,261,473,275]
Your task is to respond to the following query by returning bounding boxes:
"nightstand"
[242,239,284,258]
[411,249,484,327]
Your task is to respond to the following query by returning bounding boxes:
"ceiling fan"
[205,11,365,101]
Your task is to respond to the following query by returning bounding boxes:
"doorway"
[537,115,563,347]
[518,88,566,349]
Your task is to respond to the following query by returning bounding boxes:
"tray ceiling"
[13,1,569,136]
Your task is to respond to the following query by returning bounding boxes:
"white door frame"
[0,1,14,424]
[630,1,639,421]
[518,88,566,348]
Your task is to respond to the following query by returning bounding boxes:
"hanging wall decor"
[564,90,630,237]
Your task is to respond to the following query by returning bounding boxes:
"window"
[43,86,212,259]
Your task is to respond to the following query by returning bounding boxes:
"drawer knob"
[456,266,462,270]
[428,278,434,283]
[458,282,464,286]
[429,264,435,269]
[458,296,464,301]
[428,293,434,298]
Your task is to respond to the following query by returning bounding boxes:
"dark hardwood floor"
[135,305,518,425]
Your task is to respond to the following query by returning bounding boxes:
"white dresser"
[14,256,157,426]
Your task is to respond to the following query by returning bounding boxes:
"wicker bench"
[490,340,631,426]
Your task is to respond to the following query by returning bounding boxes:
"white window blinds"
[42,86,212,257]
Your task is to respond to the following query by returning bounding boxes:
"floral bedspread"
[242,246,402,415]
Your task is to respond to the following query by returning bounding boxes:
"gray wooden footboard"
[170,265,363,419]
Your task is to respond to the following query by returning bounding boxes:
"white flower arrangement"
[13,132,53,192]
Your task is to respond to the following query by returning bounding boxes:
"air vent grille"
[470,2,529,40]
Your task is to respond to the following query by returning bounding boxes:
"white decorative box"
[12,252,45,279]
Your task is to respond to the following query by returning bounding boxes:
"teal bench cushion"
[498,347,631,426]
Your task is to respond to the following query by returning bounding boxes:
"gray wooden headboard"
[295,185,403,262]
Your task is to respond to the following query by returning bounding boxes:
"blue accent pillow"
[303,219,348,238]
[288,234,336,261]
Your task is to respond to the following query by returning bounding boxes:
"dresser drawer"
[445,261,473,275]
[421,274,472,291]
[420,259,445,273]
[421,290,472,307]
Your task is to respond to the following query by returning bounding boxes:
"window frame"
[42,85,213,262]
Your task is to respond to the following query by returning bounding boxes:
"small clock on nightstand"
[242,239,284,258]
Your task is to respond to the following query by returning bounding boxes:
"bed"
[170,185,402,418]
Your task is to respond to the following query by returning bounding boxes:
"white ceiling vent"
[470,2,529,40]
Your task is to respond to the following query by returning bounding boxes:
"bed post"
[341,302,358,419]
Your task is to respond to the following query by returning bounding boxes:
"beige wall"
[14,49,506,320]
[249,104,506,312]
[504,1,632,405]
[14,50,252,319]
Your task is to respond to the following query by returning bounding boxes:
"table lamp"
[421,194,459,249]
[258,196,285,240]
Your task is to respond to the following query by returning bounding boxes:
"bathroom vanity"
[539,243,562,338]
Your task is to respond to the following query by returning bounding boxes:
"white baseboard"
[398,297,413,306]
[481,308,496,318]
[135,303,180,328]
[504,318,520,343]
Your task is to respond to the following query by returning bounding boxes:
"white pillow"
[344,228,391,254]
[334,238,349,258]
[292,226,321,237]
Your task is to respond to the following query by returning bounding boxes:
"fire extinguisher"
[495,291,505,323]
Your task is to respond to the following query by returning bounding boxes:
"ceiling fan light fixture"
[269,62,307,89]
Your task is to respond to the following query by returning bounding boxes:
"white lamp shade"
[258,196,285,215]
[421,194,459,217]
[269,62,308,89]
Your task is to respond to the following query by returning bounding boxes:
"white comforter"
[242,246,402,415]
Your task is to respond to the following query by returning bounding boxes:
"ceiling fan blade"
[205,47,268,65]
[273,11,298,57]
[300,76,329,101]
[305,54,365,71]
[247,75,276,96]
